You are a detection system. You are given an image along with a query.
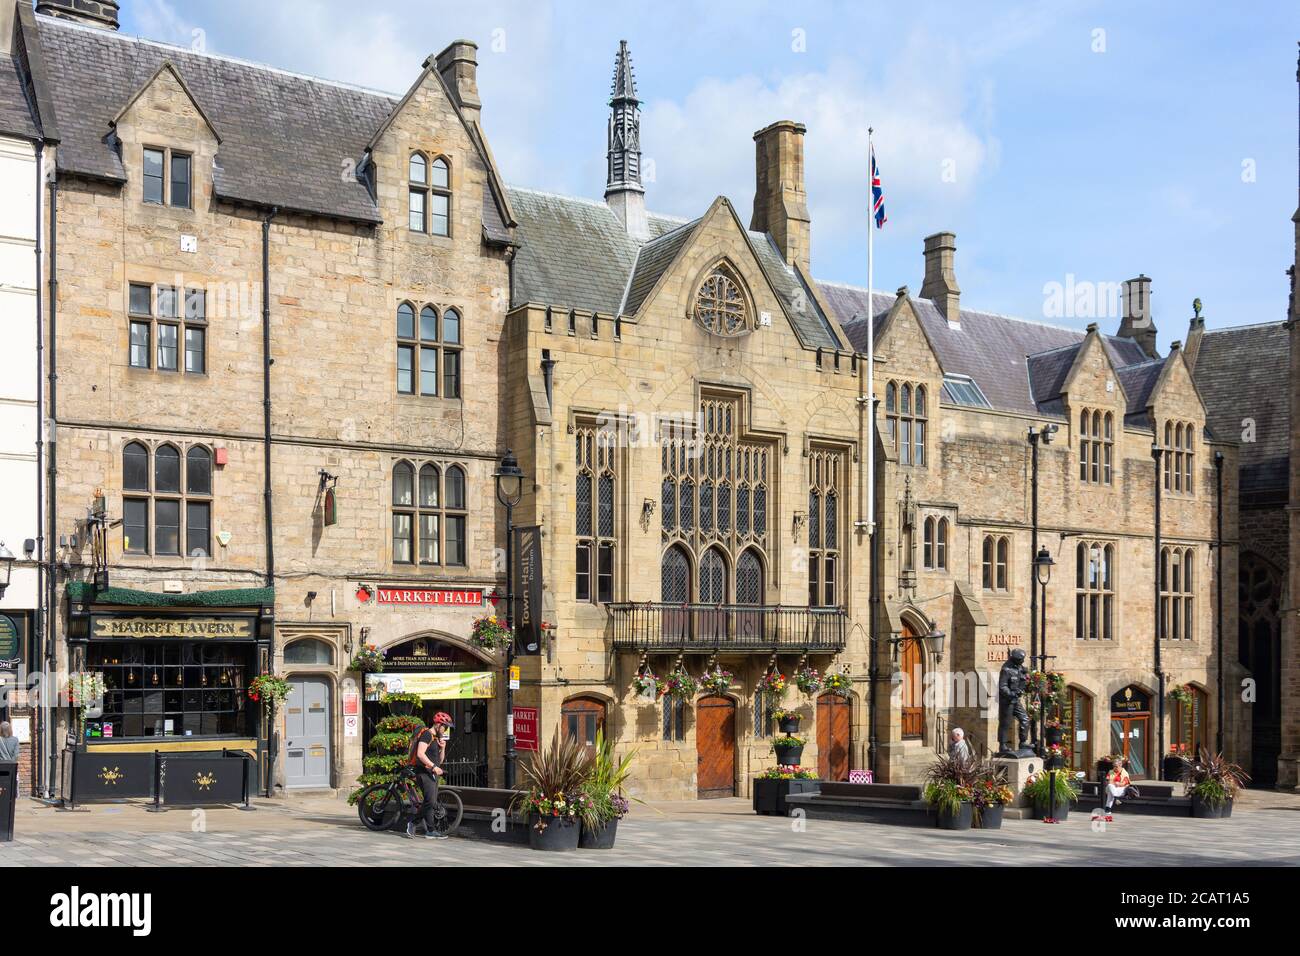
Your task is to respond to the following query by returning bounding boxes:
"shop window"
[1171,685,1208,755]
[121,441,212,557]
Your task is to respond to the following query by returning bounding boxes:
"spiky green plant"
[511,728,595,829]
[579,728,645,828]
[1179,747,1249,806]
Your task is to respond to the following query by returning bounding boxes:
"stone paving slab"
[2,789,1297,867]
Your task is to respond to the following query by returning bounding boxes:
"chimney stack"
[433,41,481,125]
[1119,274,1159,359]
[750,120,811,273]
[920,232,960,322]
[35,0,119,30]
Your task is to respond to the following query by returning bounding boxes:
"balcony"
[609,603,849,653]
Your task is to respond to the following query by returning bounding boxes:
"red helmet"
[433,711,454,728]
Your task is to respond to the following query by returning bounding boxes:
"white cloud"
[640,30,994,264]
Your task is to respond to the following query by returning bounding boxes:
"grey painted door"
[284,676,331,788]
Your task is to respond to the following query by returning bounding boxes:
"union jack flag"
[871,146,887,229]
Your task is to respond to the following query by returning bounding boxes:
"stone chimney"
[920,232,960,322]
[1119,274,1159,359]
[750,120,811,273]
[35,0,119,29]
[434,40,481,124]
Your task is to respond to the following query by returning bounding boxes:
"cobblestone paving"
[2,793,1298,867]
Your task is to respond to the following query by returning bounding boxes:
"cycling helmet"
[432,711,454,728]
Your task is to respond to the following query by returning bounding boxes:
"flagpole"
[866,128,875,534]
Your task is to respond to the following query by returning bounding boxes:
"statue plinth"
[992,755,1041,809]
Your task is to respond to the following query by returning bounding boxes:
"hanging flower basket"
[631,670,661,698]
[699,667,733,696]
[757,670,786,702]
[68,671,105,708]
[470,614,512,652]
[823,672,851,697]
[248,673,292,706]
[348,643,384,672]
[793,666,822,695]
[661,667,698,701]
[1169,684,1194,707]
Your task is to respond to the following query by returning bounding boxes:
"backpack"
[407,729,431,768]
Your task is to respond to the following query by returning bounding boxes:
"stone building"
[2,0,1255,800]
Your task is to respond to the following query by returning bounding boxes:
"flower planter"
[934,802,973,831]
[778,715,801,734]
[387,699,415,716]
[579,817,619,849]
[1045,726,1063,745]
[975,804,1004,830]
[528,815,581,851]
[1162,756,1185,782]
[772,743,804,766]
[752,777,819,816]
[1032,799,1071,821]
[1190,795,1232,819]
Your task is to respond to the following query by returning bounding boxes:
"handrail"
[609,602,848,652]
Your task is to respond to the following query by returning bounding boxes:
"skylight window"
[941,375,991,408]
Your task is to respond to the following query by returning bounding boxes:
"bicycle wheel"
[357,783,406,832]
[431,789,464,836]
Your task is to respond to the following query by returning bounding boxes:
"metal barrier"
[0,762,16,841]
[61,747,252,810]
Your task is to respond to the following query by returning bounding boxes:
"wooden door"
[817,694,851,781]
[900,624,924,739]
[696,695,736,798]
[561,697,605,760]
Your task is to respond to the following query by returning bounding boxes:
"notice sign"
[375,588,484,606]
[342,688,359,717]
[514,707,539,752]
[366,671,497,701]
[344,715,359,738]
[90,616,253,640]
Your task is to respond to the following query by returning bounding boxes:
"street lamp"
[493,450,526,789]
[0,542,14,600]
[925,627,946,664]
[1033,545,1054,754]
[1027,424,1058,708]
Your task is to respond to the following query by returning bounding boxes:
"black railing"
[610,603,849,653]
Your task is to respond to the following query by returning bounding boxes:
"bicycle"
[356,766,464,837]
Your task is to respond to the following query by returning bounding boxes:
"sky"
[118,0,1300,350]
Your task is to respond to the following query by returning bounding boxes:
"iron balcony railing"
[609,603,849,653]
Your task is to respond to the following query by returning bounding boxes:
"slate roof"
[20,15,512,236]
[507,187,842,349]
[0,54,38,139]
[826,281,1157,418]
[1193,322,1291,496]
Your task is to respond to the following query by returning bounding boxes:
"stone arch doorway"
[561,695,606,760]
[1239,552,1281,787]
[899,620,925,740]
[817,692,851,781]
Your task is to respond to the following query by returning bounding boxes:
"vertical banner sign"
[513,707,539,752]
[514,525,544,654]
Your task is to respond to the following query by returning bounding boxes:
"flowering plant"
[793,666,822,695]
[771,709,801,721]
[759,764,817,780]
[772,735,807,751]
[470,613,512,651]
[520,790,582,831]
[348,643,384,672]
[972,778,1015,807]
[699,666,733,696]
[631,669,660,697]
[1169,683,1194,707]
[823,672,851,697]
[68,671,105,707]
[609,793,631,818]
[248,673,292,706]
[757,670,786,701]
[661,666,698,700]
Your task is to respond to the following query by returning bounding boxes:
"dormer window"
[409,152,451,236]
[143,146,192,209]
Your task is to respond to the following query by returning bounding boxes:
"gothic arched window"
[693,264,748,336]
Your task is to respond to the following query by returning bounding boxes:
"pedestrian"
[948,727,973,763]
[0,721,18,764]
[404,711,452,840]
[1102,757,1132,819]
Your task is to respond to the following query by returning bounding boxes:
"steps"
[784,782,933,827]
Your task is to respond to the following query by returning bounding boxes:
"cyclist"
[406,711,454,840]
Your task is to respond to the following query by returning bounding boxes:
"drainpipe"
[1152,443,1165,774]
[540,350,556,411]
[261,208,278,797]
[45,170,59,798]
[32,141,46,797]
[1214,450,1225,754]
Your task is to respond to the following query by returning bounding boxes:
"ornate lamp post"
[0,542,14,600]
[1033,546,1054,754]
[493,450,526,789]
[1026,423,1058,717]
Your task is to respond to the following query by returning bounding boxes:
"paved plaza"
[2,788,1298,867]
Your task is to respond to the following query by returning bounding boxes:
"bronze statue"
[996,648,1034,757]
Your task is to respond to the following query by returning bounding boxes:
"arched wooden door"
[900,623,925,739]
[696,695,736,798]
[817,693,851,781]
[562,696,606,760]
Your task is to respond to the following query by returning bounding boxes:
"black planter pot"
[975,804,1004,829]
[1045,726,1063,745]
[772,743,804,766]
[1191,795,1233,819]
[752,777,819,816]
[1033,799,1072,821]
[528,815,581,851]
[579,816,619,849]
[387,698,415,716]
[934,802,973,831]
[1162,756,1186,783]
[778,715,801,734]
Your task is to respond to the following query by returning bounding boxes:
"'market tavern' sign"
[90,616,255,640]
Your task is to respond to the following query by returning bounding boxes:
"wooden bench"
[448,786,530,844]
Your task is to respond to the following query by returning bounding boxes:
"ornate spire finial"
[605,40,648,239]
[611,39,639,103]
